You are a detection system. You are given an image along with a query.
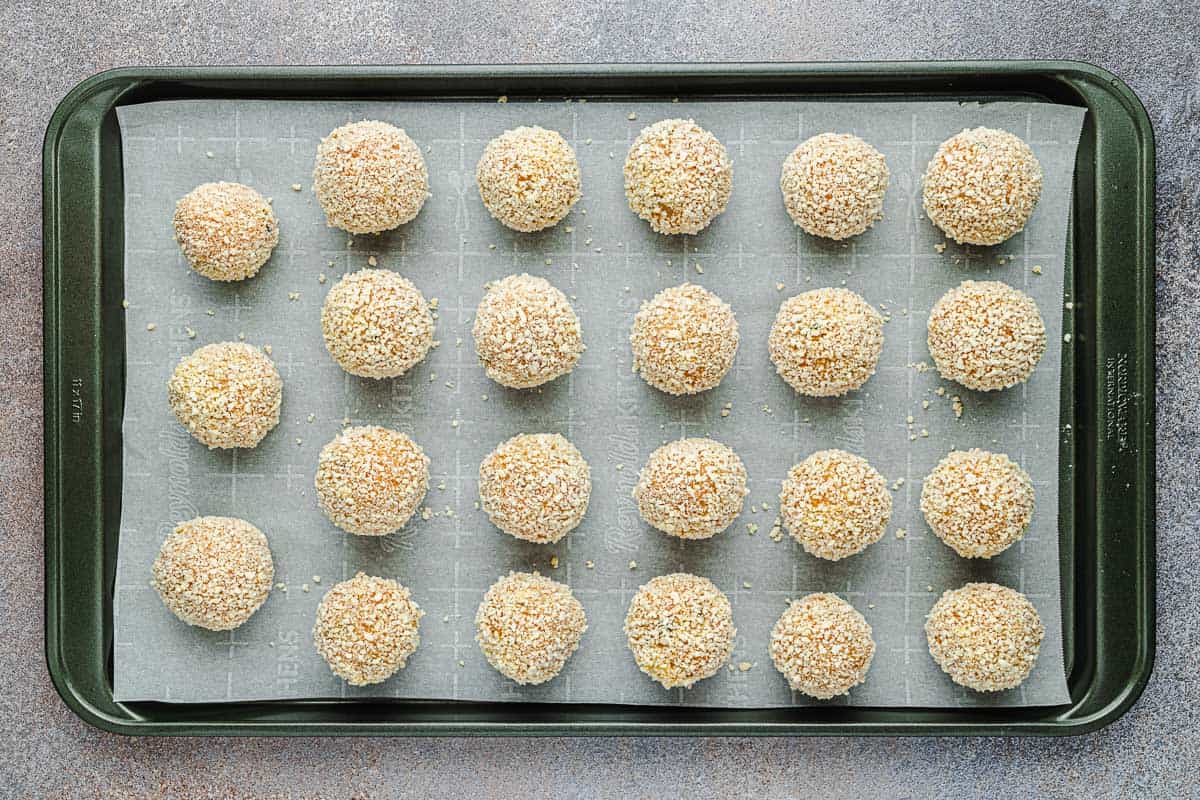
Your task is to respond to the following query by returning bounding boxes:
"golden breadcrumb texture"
[313,120,429,234]
[172,181,279,282]
[921,449,1035,558]
[623,119,732,235]
[475,571,588,685]
[634,438,748,540]
[630,282,739,395]
[314,425,430,536]
[925,582,1044,692]
[927,280,1046,391]
[780,133,889,240]
[779,449,892,561]
[479,433,591,544]
[167,342,282,449]
[768,287,884,397]
[151,516,273,631]
[624,573,735,689]
[922,127,1043,246]
[472,273,584,388]
[476,126,581,232]
[313,572,423,686]
[770,593,875,699]
[321,268,434,378]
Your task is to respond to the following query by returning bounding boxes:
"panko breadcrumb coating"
[167,342,282,449]
[922,127,1043,246]
[321,268,434,378]
[634,438,748,540]
[472,273,584,389]
[475,572,587,685]
[925,582,1044,692]
[780,133,889,240]
[313,572,423,686]
[151,516,273,631]
[313,120,429,234]
[173,182,279,281]
[768,288,884,396]
[624,573,735,689]
[479,433,591,544]
[476,126,581,232]
[770,593,875,699]
[623,119,732,235]
[927,280,1046,391]
[779,449,891,561]
[921,449,1035,558]
[315,426,430,536]
[630,283,739,395]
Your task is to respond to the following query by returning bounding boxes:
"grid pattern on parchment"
[112,98,1084,707]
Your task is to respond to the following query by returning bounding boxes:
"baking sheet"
[112,98,1084,707]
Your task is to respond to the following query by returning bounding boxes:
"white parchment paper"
[113,98,1084,707]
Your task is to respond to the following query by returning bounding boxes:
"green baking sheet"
[43,63,1155,735]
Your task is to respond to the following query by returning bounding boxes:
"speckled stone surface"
[1,2,1196,797]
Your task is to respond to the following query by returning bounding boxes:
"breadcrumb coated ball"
[780,133,889,240]
[321,268,434,378]
[624,119,733,235]
[475,571,587,685]
[313,120,429,234]
[779,449,892,561]
[167,342,282,449]
[472,273,584,389]
[921,449,1035,558]
[768,288,884,397]
[173,182,279,281]
[925,582,1044,692]
[624,573,735,689]
[634,438,748,540]
[479,433,591,544]
[770,593,875,699]
[922,127,1043,246]
[630,283,739,395]
[927,280,1046,391]
[313,572,423,686]
[315,426,430,536]
[151,516,273,631]
[476,126,581,232]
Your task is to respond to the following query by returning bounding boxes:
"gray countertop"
[1,2,1195,797]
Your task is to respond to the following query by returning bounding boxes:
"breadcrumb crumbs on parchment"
[313,572,423,686]
[624,573,735,689]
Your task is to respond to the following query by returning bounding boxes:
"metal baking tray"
[43,62,1155,736]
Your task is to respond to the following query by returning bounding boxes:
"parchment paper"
[113,98,1084,707]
